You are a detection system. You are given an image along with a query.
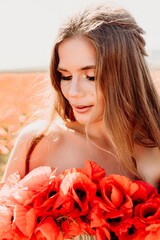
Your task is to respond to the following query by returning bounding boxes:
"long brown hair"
[49,4,160,177]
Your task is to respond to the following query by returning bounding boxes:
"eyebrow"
[57,65,96,72]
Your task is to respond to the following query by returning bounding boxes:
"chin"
[75,119,89,125]
[73,116,88,125]
[74,117,95,126]
[74,112,102,126]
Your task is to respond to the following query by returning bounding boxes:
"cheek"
[89,84,97,96]
[60,82,69,97]
[96,92,104,108]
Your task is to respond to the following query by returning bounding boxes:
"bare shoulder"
[28,121,86,174]
[2,120,84,182]
[134,145,160,189]
[1,121,49,182]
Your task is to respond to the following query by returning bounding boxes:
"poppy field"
[0,71,47,179]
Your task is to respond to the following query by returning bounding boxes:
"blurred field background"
[0,71,47,180]
[0,69,160,180]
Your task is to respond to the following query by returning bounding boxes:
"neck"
[66,120,118,160]
[67,120,114,149]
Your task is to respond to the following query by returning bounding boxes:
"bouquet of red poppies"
[0,160,160,240]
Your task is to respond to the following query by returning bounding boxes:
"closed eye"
[61,75,95,81]
[86,75,95,81]
[61,75,72,81]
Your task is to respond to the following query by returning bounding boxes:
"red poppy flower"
[83,160,106,183]
[95,226,111,240]
[134,197,160,224]
[0,205,14,239]
[130,180,158,209]
[57,171,97,216]
[89,198,109,228]
[111,217,147,240]
[134,180,158,199]
[25,175,62,218]
[33,217,63,240]
[97,174,134,215]
[13,204,36,238]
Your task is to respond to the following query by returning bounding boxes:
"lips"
[72,104,93,113]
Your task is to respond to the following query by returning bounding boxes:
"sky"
[0,0,160,71]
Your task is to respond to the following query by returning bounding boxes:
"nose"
[68,77,84,98]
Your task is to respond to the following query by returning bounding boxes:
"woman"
[2,4,160,191]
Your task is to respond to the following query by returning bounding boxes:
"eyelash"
[61,76,72,81]
[86,76,95,81]
[61,75,95,81]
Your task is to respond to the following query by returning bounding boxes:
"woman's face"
[57,36,104,125]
